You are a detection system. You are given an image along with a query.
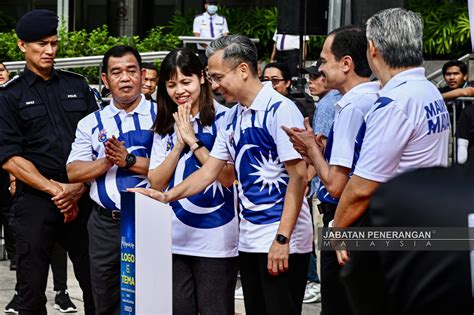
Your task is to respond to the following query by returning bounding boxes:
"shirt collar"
[241,82,274,111]
[380,67,425,94]
[24,66,59,86]
[105,94,150,118]
[336,81,381,110]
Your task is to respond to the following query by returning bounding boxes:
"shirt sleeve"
[270,100,304,162]
[456,106,473,140]
[329,105,365,168]
[149,133,167,169]
[354,104,412,182]
[85,84,100,114]
[210,110,232,162]
[67,116,94,164]
[193,16,200,34]
[313,101,335,137]
[222,17,229,34]
[0,93,23,165]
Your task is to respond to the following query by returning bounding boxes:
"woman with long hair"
[148,47,239,315]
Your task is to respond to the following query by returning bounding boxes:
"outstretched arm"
[129,156,227,203]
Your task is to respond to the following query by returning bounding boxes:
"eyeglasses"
[261,78,287,85]
[206,64,239,85]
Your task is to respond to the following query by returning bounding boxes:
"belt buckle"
[111,210,121,220]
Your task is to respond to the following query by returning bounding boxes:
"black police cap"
[16,9,58,42]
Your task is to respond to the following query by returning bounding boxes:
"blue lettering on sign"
[424,99,450,135]
[120,192,136,315]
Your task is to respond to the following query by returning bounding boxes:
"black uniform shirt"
[0,67,97,181]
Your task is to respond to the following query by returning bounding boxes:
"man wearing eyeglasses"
[130,34,313,315]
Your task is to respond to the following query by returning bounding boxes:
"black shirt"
[0,67,97,181]
[341,166,474,315]
[456,104,474,159]
[439,81,474,122]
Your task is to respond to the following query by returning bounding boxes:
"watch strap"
[190,140,205,153]
[275,234,289,245]
[124,153,136,169]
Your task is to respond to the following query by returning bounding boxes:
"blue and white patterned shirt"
[149,103,239,258]
[210,83,313,254]
[67,95,156,210]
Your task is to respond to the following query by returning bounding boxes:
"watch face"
[125,153,136,168]
[276,234,288,244]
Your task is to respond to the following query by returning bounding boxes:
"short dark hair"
[152,47,215,135]
[442,60,468,76]
[263,62,292,81]
[328,25,372,78]
[141,62,158,72]
[102,45,141,75]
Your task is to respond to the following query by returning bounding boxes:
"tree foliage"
[407,0,471,59]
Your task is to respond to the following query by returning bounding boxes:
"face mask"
[207,5,218,15]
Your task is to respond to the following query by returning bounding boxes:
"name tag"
[68,94,77,98]
[25,101,35,105]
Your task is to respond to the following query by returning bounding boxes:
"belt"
[317,202,337,215]
[96,205,121,220]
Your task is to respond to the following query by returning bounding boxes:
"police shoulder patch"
[0,75,20,90]
[58,69,86,79]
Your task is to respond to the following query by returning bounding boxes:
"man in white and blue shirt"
[284,26,378,315]
[333,8,449,254]
[130,35,313,315]
[67,46,155,315]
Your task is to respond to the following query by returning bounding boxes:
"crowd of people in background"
[0,4,473,315]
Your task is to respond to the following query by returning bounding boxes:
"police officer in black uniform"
[0,10,95,314]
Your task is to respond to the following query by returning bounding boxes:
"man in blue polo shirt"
[67,45,155,315]
[333,8,449,259]
[284,26,378,315]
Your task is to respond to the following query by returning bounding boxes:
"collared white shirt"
[317,81,380,205]
[193,12,229,50]
[354,67,449,183]
[67,95,156,210]
[210,83,313,254]
[273,30,309,51]
[149,103,239,258]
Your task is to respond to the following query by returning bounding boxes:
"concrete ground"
[0,258,321,314]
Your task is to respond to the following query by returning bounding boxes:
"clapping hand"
[282,118,319,156]
[105,135,128,167]
[173,103,198,147]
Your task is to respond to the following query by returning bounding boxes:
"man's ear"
[140,67,146,84]
[17,39,26,53]
[101,72,109,89]
[367,40,377,58]
[341,55,353,74]
[238,62,251,80]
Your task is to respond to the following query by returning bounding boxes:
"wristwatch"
[275,234,289,245]
[190,140,205,153]
[123,153,137,169]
